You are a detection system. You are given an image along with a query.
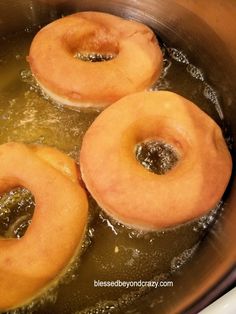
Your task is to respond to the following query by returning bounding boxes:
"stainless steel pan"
[0,1,235,313]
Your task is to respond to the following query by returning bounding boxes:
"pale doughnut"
[28,11,163,108]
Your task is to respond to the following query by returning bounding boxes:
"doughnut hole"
[0,187,35,239]
[64,26,119,62]
[135,140,180,174]
[130,116,189,175]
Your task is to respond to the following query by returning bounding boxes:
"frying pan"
[0,0,235,313]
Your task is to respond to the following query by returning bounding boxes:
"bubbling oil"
[135,141,179,175]
[0,29,230,314]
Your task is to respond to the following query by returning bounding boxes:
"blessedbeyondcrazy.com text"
[94,280,173,289]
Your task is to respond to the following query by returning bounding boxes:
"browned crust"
[0,143,88,310]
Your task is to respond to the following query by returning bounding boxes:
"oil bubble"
[186,64,204,81]
[171,244,199,273]
[167,48,189,64]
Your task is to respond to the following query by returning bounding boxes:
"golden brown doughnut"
[31,145,80,183]
[80,91,232,230]
[28,11,163,108]
[0,143,88,310]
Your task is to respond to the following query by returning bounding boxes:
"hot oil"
[0,188,34,238]
[135,141,179,175]
[0,30,229,314]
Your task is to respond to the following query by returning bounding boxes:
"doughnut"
[28,11,163,108]
[0,142,88,310]
[31,145,80,183]
[80,91,232,230]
